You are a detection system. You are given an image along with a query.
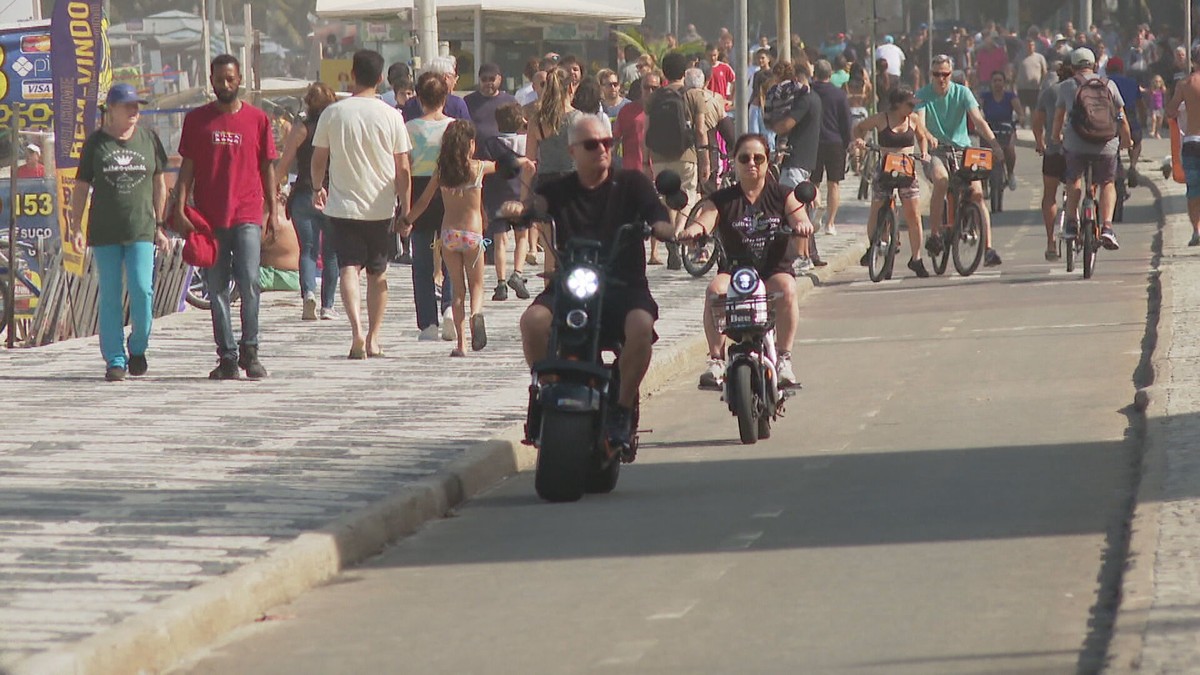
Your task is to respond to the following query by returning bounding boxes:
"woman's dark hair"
[304,82,338,118]
[887,86,915,110]
[849,62,866,82]
[438,120,476,189]
[417,71,448,111]
[627,75,644,103]
[732,133,770,158]
[572,78,602,114]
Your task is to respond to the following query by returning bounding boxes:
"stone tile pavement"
[1120,138,1200,673]
[0,221,867,668]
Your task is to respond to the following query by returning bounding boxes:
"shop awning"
[315,0,644,22]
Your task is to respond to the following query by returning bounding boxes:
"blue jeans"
[291,188,338,309]
[205,224,261,359]
[1183,150,1200,199]
[93,241,155,369]
[748,105,777,149]
[410,225,452,330]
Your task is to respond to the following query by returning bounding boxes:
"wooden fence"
[20,239,193,347]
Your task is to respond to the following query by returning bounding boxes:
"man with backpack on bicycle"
[1052,48,1132,251]
[917,54,1007,268]
[645,52,712,270]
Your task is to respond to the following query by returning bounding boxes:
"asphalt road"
[177,147,1156,675]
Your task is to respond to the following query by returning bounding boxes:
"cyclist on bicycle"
[852,87,933,277]
[978,70,1024,191]
[678,133,814,390]
[1051,48,1131,250]
[917,54,1007,267]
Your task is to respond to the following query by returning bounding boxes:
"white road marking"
[752,510,784,519]
[940,326,957,333]
[595,640,658,666]
[691,564,732,583]
[794,336,916,345]
[970,321,1131,334]
[647,601,699,621]
[723,531,765,550]
[864,409,880,418]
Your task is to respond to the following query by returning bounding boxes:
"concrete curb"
[11,238,865,675]
[1103,177,1179,673]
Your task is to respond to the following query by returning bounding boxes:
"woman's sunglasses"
[738,153,768,166]
[580,137,616,151]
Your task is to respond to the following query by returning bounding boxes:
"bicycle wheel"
[952,201,986,277]
[1065,235,1076,273]
[857,151,877,201]
[1114,182,1127,223]
[1082,215,1098,279]
[867,204,894,283]
[681,202,719,278]
[0,277,9,342]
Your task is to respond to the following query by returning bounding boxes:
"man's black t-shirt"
[783,89,822,173]
[536,169,669,288]
[709,180,796,277]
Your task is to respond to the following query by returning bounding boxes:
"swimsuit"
[438,162,489,259]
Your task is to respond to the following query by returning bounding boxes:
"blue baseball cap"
[884,35,895,44]
[105,83,148,106]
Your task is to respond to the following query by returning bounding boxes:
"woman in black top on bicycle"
[679,133,814,390]
[852,87,933,277]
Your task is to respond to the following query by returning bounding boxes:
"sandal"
[471,314,487,352]
[450,348,466,358]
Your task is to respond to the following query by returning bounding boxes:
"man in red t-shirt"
[705,45,736,113]
[173,54,279,380]
[16,144,44,178]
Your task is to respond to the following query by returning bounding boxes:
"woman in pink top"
[615,74,658,179]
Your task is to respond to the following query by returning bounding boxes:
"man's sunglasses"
[931,71,953,79]
[605,80,621,87]
[738,153,768,165]
[579,137,615,151]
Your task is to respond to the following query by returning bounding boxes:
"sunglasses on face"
[737,153,768,165]
[605,80,620,87]
[579,137,615,151]
[931,71,952,79]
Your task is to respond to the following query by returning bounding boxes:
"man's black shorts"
[812,142,848,184]
[531,284,659,347]
[1042,152,1067,181]
[330,217,391,275]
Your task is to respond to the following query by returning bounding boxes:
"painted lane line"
[752,510,785,519]
[970,321,1133,334]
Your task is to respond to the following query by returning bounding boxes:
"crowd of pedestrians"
[66,12,1200,380]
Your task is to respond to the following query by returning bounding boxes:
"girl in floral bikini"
[408,120,531,356]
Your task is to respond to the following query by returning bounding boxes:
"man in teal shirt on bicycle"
[916,54,1007,267]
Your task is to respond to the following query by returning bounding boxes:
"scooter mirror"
[654,170,688,210]
[793,180,818,205]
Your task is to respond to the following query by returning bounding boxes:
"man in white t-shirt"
[875,35,905,77]
[311,49,413,359]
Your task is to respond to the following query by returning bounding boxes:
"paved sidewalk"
[1117,139,1200,673]
[0,222,867,668]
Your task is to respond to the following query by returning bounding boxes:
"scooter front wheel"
[535,410,594,502]
[729,362,758,445]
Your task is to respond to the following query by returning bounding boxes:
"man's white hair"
[683,67,705,90]
[566,113,612,146]
[427,55,458,76]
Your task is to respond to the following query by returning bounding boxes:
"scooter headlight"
[730,268,760,295]
[566,267,600,300]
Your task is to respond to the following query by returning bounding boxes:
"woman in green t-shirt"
[68,83,170,382]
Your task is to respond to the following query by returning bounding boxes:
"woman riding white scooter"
[678,133,815,390]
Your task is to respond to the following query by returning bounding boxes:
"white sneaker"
[823,223,838,236]
[418,325,440,341]
[777,354,798,388]
[698,358,725,389]
[319,307,338,321]
[302,292,318,321]
[441,309,456,341]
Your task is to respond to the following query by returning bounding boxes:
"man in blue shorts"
[1167,45,1200,246]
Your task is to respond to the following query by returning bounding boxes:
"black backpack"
[644,86,691,159]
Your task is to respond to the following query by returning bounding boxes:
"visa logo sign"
[22,80,51,100]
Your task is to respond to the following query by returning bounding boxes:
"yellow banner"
[55,168,87,275]
[320,59,354,94]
